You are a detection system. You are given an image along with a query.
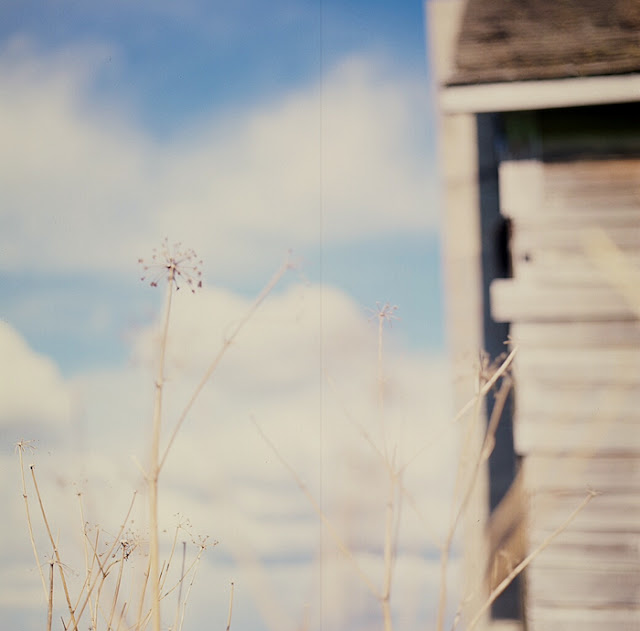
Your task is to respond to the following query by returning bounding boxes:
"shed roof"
[449,0,640,85]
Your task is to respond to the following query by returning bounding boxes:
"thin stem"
[381,469,398,631]
[436,364,513,631]
[173,541,187,631]
[225,582,235,631]
[47,560,54,631]
[403,347,518,473]
[117,601,129,631]
[76,493,93,616]
[16,442,48,603]
[159,256,292,473]
[30,466,77,629]
[463,491,599,631]
[377,313,389,462]
[252,417,380,599]
[176,544,206,631]
[583,227,640,316]
[71,492,137,631]
[159,522,182,596]
[149,276,175,631]
[134,558,151,631]
[107,548,127,631]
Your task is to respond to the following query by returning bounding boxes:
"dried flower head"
[138,238,203,293]
[366,301,400,327]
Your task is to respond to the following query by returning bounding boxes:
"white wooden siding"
[493,158,640,630]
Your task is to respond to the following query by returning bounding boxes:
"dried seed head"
[139,238,203,293]
[366,302,400,327]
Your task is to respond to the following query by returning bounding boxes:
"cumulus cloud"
[0,320,73,429]
[0,39,437,280]
[2,280,460,630]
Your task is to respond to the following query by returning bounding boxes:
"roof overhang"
[440,73,640,114]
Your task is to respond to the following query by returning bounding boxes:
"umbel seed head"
[138,238,203,293]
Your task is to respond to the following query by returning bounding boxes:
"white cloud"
[2,281,462,630]
[0,320,73,429]
[0,39,437,280]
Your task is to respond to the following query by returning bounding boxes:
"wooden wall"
[492,158,640,630]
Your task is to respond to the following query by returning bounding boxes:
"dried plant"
[16,240,292,631]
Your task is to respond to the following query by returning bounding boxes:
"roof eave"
[439,73,640,114]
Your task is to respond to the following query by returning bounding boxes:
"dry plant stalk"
[463,490,599,631]
[225,581,235,631]
[436,351,515,631]
[139,241,292,630]
[16,240,291,631]
[257,305,521,631]
[256,302,406,631]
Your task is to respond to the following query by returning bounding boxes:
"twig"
[75,493,93,616]
[107,546,127,631]
[47,560,54,631]
[30,465,78,629]
[403,347,518,473]
[176,542,207,631]
[583,227,640,316]
[225,581,235,631]
[15,441,48,603]
[149,275,175,631]
[251,416,380,599]
[159,255,293,473]
[71,492,137,631]
[463,490,599,631]
[436,360,513,631]
[173,541,187,631]
[381,467,399,631]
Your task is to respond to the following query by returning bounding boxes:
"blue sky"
[2,0,443,376]
[0,3,460,630]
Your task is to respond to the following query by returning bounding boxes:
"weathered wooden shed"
[428,1,640,630]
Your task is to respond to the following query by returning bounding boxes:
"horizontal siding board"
[500,159,640,220]
[515,418,640,454]
[526,607,640,631]
[543,160,640,210]
[513,257,640,288]
[525,530,640,569]
[528,491,640,532]
[514,348,640,384]
[515,381,640,422]
[499,157,640,622]
[524,454,640,492]
[511,321,640,347]
[527,564,640,608]
[512,225,640,253]
[511,232,640,282]
[514,208,640,228]
[491,279,637,321]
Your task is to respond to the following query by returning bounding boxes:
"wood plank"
[527,564,640,608]
[491,279,637,321]
[524,454,640,492]
[514,347,640,384]
[511,321,640,347]
[543,160,640,211]
[513,256,640,288]
[499,160,544,219]
[526,607,640,631]
[500,159,640,220]
[514,208,640,229]
[526,529,640,569]
[509,223,640,282]
[515,381,640,422]
[512,224,640,253]
[515,418,640,455]
[527,490,640,532]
